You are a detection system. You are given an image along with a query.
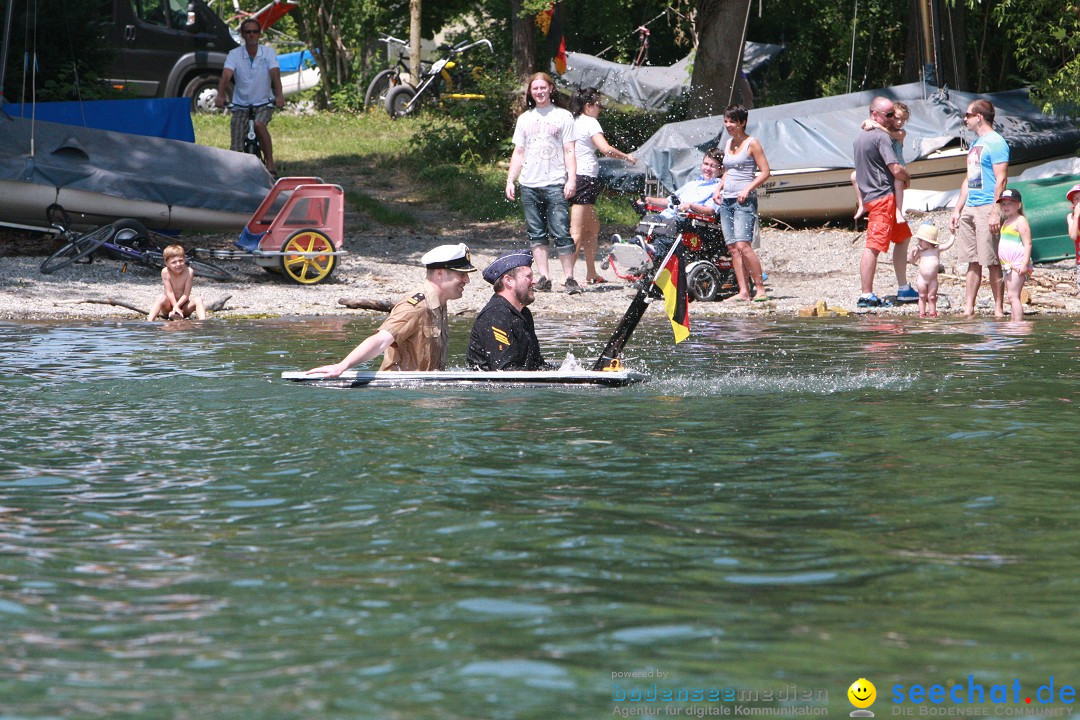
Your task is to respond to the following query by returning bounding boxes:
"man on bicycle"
[215,18,285,175]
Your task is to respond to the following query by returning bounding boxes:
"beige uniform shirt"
[378,280,449,371]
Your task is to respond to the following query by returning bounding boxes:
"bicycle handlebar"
[379,34,410,49]
[451,38,493,54]
[225,101,275,110]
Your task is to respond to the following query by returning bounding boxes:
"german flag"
[652,243,690,343]
[542,2,567,75]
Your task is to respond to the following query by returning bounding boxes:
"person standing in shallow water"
[505,72,580,295]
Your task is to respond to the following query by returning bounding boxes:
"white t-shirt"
[224,44,279,106]
[511,105,575,188]
[572,114,604,178]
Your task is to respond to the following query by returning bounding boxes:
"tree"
[509,0,536,82]
[685,0,752,119]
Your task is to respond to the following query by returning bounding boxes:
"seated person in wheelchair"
[637,148,723,257]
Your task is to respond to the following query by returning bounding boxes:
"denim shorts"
[719,194,758,244]
[521,184,574,255]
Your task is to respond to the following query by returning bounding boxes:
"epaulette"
[407,293,425,306]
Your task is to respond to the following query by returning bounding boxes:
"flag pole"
[590,238,682,371]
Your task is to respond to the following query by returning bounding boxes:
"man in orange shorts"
[853,96,914,308]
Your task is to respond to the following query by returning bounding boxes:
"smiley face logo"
[848,678,877,709]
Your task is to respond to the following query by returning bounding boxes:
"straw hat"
[914,222,954,251]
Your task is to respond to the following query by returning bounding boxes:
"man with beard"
[467,251,554,371]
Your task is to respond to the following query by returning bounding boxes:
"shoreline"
[3,210,1079,322]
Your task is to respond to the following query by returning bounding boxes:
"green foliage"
[2,0,117,102]
[407,69,519,165]
[991,0,1080,114]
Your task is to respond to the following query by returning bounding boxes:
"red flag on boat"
[653,242,690,343]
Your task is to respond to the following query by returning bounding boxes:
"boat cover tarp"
[2,98,195,142]
[0,115,272,224]
[602,82,1080,195]
[558,42,783,112]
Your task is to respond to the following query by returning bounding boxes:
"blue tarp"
[2,98,195,142]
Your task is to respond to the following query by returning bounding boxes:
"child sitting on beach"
[148,245,206,321]
[1066,183,1080,294]
[996,188,1032,322]
[906,221,952,317]
[852,101,910,223]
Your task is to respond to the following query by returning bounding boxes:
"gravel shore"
[3,204,1079,322]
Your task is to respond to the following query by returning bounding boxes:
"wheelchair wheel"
[686,262,723,302]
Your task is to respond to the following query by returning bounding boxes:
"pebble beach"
[3,207,1079,322]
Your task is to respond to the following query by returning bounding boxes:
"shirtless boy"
[148,245,207,321]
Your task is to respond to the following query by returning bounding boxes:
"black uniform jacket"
[466,294,552,371]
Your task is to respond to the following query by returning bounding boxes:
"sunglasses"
[964,112,979,119]
[242,28,261,35]
[883,111,895,118]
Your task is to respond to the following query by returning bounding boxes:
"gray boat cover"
[601,82,1080,194]
[559,42,783,112]
[0,115,273,227]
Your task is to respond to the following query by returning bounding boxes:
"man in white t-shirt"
[215,18,285,174]
[505,73,578,293]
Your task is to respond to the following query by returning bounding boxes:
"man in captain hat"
[305,244,476,376]
[467,250,554,371]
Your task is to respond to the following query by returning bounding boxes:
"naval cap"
[483,250,533,284]
[421,243,476,272]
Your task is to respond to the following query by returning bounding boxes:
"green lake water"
[2,315,1080,720]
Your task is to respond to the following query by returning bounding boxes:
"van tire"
[184,74,222,114]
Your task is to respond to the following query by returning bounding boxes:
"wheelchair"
[603,201,741,301]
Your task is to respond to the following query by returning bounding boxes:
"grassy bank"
[191,111,639,227]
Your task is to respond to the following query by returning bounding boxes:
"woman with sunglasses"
[568,87,637,285]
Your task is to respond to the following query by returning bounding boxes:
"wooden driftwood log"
[58,295,231,317]
[338,297,393,312]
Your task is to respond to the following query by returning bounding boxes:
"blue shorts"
[718,194,758,244]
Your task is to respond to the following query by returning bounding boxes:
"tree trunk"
[510,0,536,83]
[410,0,422,85]
[686,0,752,120]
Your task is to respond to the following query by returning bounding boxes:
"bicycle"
[384,38,493,118]
[225,101,274,161]
[363,35,431,111]
[39,206,234,281]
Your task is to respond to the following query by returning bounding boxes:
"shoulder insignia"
[407,293,425,306]
[491,326,510,347]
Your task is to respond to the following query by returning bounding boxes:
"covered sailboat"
[0,114,273,231]
[601,83,1080,223]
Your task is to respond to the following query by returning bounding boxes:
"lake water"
[2,314,1079,720]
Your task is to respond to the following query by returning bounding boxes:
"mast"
[0,0,14,105]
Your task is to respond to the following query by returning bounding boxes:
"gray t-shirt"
[853,129,901,205]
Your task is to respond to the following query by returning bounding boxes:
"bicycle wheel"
[364,69,400,111]
[39,223,115,274]
[384,84,417,117]
[188,258,235,282]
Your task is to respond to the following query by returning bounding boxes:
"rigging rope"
[847,0,857,94]
[595,7,669,59]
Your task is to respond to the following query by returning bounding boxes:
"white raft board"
[281,369,647,388]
